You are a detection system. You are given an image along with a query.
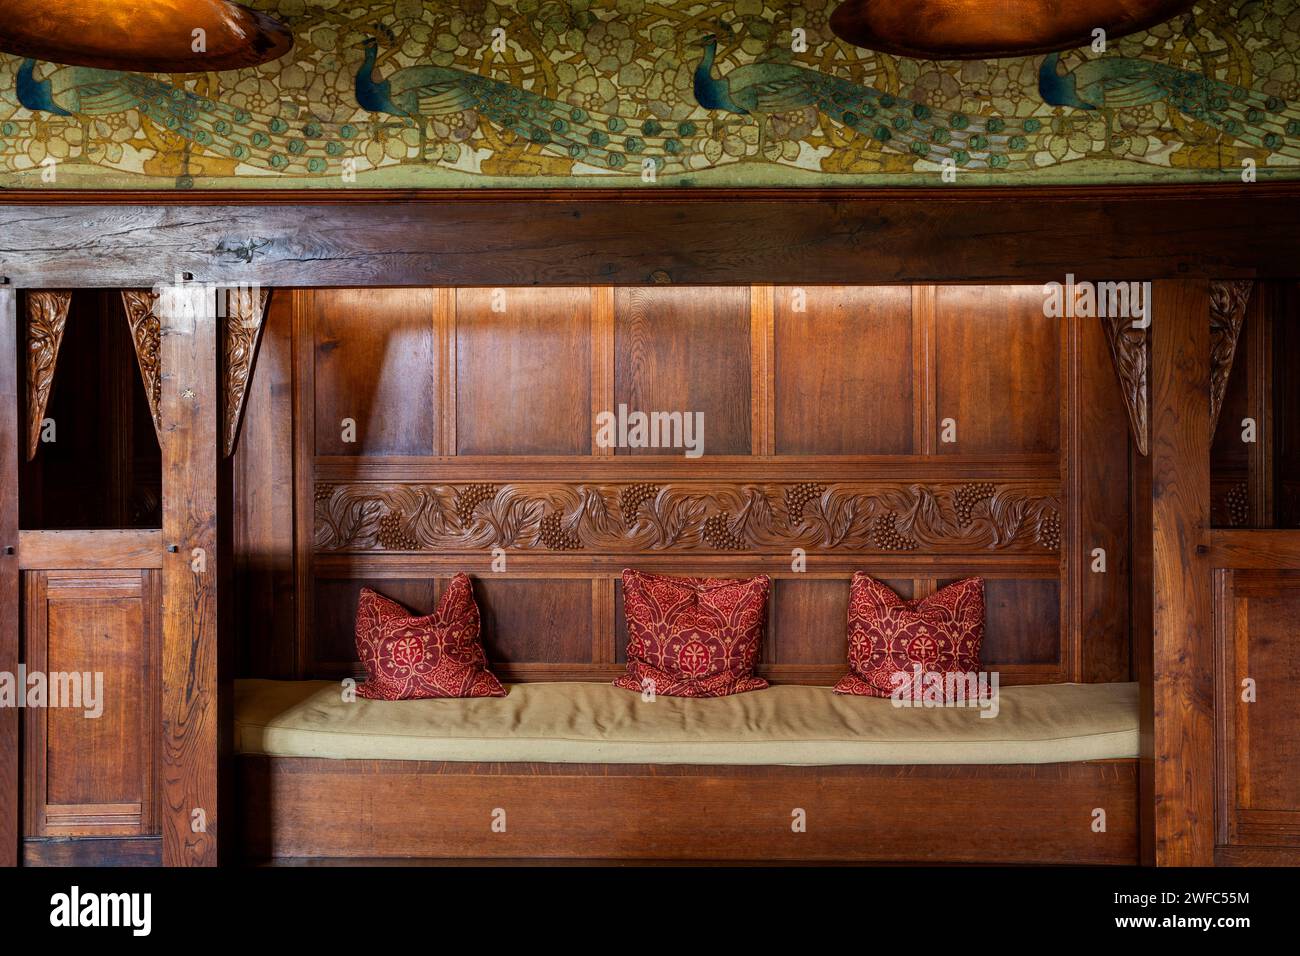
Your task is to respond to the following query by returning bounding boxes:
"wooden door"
[1214,552,1300,862]
[23,567,160,837]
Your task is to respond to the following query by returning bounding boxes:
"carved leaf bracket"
[1209,279,1253,437]
[1102,313,1148,456]
[223,287,271,458]
[25,291,72,460]
[120,289,162,444]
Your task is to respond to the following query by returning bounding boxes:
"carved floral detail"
[1209,279,1253,438]
[314,480,1062,554]
[25,291,71,461]
[120,290,162,442]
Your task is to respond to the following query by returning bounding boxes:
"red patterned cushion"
[355,575,504,700]
[834,574,985,699]
[614,569,771,698]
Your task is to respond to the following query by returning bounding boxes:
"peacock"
[8,57,347,176]
[353,35,698,174]
[691,34,1046,170]
[1038,51,1300,160]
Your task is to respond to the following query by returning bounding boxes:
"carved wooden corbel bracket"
[1101,314,1149,456]
[120,289,163,443]
[1103,279,1255,456]
[223,287,271,457]
[1209,279,1253,437]
[25,291,72,460]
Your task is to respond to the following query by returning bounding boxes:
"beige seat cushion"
[235,679,1138,766]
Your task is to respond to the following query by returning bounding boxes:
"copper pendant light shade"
[829,0,1197,59]
[0,0,292,72]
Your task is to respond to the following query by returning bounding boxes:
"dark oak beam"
[1148,279,1214,866]
[0,286,17,867]
[1,185,1299,288]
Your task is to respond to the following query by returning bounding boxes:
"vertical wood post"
[1148,278,1214,866]
[0,286,18,866]
[159,286,220,866]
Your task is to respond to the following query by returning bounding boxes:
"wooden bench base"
[238,756,1138,864]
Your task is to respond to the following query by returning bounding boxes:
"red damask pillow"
[834,574,985,699]
[614,569,771,698]
[355,575,505,700]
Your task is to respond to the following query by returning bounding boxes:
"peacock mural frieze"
[3,0,1300,188]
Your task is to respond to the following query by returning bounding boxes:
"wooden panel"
[614,287,750,456]
[456,287,591,456]
[1149,279,1213,867]
[316,453,1058,483]
[1077,312,1132,681]
[234,291,295,678]
[5,186,1300,289]
[476,578,592,665]
[938,576,1060,667]
[309,577,593,675]
[772,577,911,666]
[24,836,161,867]
[159,285,221,866]
[239,755,1138,865]
[310,577,441,676]
[1212,529,1300,568]
[1217,569,1300,850]
[773,286,913,455]
[933,286,1060,455]
[18,530,162,570]
[0,285,17,867]
[24,570,158,838]
[312,289,436,456]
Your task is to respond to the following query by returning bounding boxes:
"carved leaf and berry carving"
[315,480,1062,555]
[25,291,72,461]
[120,289,163,442]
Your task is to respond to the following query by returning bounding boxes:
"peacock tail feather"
[449,71,699,174]
[1137,61,1300,160]
[790,69,1047,170]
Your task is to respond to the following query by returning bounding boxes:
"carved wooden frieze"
[25,291,72,460]
[1101,314,1148,456]
[1209,279,1253,437]
[120,289,162,442]
[223,287,270,457]
[315,480,1062,555]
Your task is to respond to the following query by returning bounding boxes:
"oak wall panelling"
[233,291,296,679]
[312,289,438,457]
[614,286,752,457]
[256,282,1130,693]
[772,285,913,456]
[932,285,1060,456]
[457,287,591,456]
